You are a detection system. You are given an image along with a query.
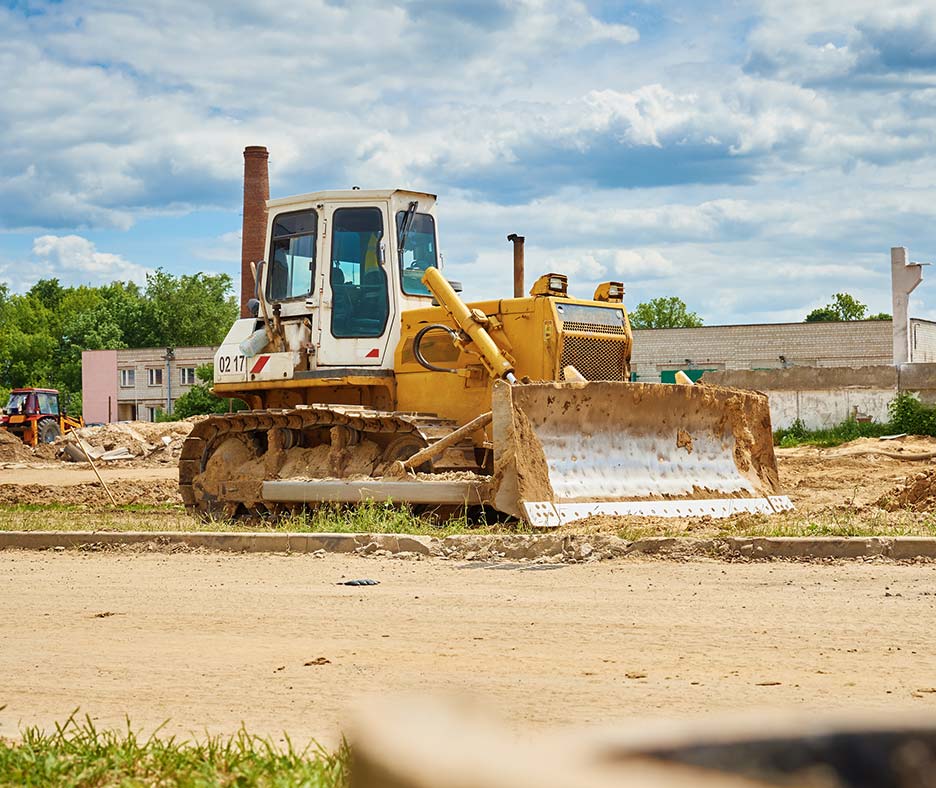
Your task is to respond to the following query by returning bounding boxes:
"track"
[179,406,488,518]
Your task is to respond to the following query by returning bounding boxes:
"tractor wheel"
[37,419,62,444]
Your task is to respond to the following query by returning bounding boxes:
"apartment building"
[81,346,215,423]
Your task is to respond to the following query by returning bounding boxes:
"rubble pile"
[61,420,197,464]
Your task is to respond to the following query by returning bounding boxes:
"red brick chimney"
[240,146,270,318]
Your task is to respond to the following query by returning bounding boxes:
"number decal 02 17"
[217,355,247,374]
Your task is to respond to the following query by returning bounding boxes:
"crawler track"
[179,405,487,519]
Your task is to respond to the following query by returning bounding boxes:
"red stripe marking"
[250,355,270,374]
[365,348,380,358]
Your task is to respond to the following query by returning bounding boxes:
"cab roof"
[267,188,436,210]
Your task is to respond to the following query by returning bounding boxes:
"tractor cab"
[1,388,82,447]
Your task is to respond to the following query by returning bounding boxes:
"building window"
[180,367,196,386]
[119,368,135,388]
[146,406,159,422]
[147,368,163,386]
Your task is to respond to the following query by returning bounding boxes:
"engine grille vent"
[559,334,629,381]
[561,320,627,335]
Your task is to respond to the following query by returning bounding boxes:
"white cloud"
[192,229,242,262]
[28,235,150,287]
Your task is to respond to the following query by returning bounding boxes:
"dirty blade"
[491,380,790,526]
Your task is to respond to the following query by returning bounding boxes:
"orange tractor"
[1,388,84,446]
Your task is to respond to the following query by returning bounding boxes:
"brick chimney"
[240,146,270,318]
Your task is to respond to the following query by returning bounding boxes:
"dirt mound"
[0,430,35,463]
[777,434,936,460]
[0,479,181,507]
[878,469,936,512]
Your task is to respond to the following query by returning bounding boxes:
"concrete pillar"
[891,247,925,364]
[240,146,270,318]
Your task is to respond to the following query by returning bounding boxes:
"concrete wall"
[81,349,118,424]
[702,363,936,429]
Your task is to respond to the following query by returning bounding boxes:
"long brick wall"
[630,319,923,381]
[911,319,936,362]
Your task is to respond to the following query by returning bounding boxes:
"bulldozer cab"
[259,189,439,370]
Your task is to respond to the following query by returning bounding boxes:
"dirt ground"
[1,552,935,746]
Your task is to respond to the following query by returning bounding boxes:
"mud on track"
[2,551,936,746]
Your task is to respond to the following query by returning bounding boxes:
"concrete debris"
[60,420,196,464]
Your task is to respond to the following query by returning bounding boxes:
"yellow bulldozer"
[180,187,790,525]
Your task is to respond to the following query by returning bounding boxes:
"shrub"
[888,392,936,436]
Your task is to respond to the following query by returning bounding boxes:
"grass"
[0,500,934,540]
[773,418,893,448]
[0,500,517,537]
[606,508,936,541]
[0,711,348,787]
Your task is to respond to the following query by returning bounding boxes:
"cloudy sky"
[2,0,936,324]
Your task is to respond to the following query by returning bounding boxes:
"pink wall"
[81,350,118,423]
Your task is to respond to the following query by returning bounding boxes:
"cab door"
[316,204,396,367]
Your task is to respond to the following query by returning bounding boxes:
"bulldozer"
[180,186,791,526]
[2,388,84,447]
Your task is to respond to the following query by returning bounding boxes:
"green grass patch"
[773,417,892,448]
[0,712,348,787]
[0,500,518,536]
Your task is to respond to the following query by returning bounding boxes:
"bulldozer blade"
[491,380,792,527]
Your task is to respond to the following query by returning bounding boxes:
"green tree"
[168,364,244,419]
[805,293,870,322]
[869,312,892,321]
[0,270,237,402]
[141,270,238,347]
[629,296,703,329]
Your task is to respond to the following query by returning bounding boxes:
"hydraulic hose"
[412,324,461,374]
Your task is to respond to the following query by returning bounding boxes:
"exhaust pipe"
[240,146,270,318]
[507,233,525,298]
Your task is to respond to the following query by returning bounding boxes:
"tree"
[0,270,237,400]
[141,269,238,348]
[869,312,892,321]
[805,293,869,323]
[168,364,244,419]
[629,296,703,329]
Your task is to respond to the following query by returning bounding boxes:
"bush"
[888,392,936,436]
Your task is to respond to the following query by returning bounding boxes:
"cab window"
[396,211,438,296]
[36,392,59,415]
[267,209,317,301]
[330,207,389,338]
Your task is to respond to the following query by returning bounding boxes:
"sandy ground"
[1,551,936,746]
[2,465,178,486]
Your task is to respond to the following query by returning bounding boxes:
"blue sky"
[1,0,936,323]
